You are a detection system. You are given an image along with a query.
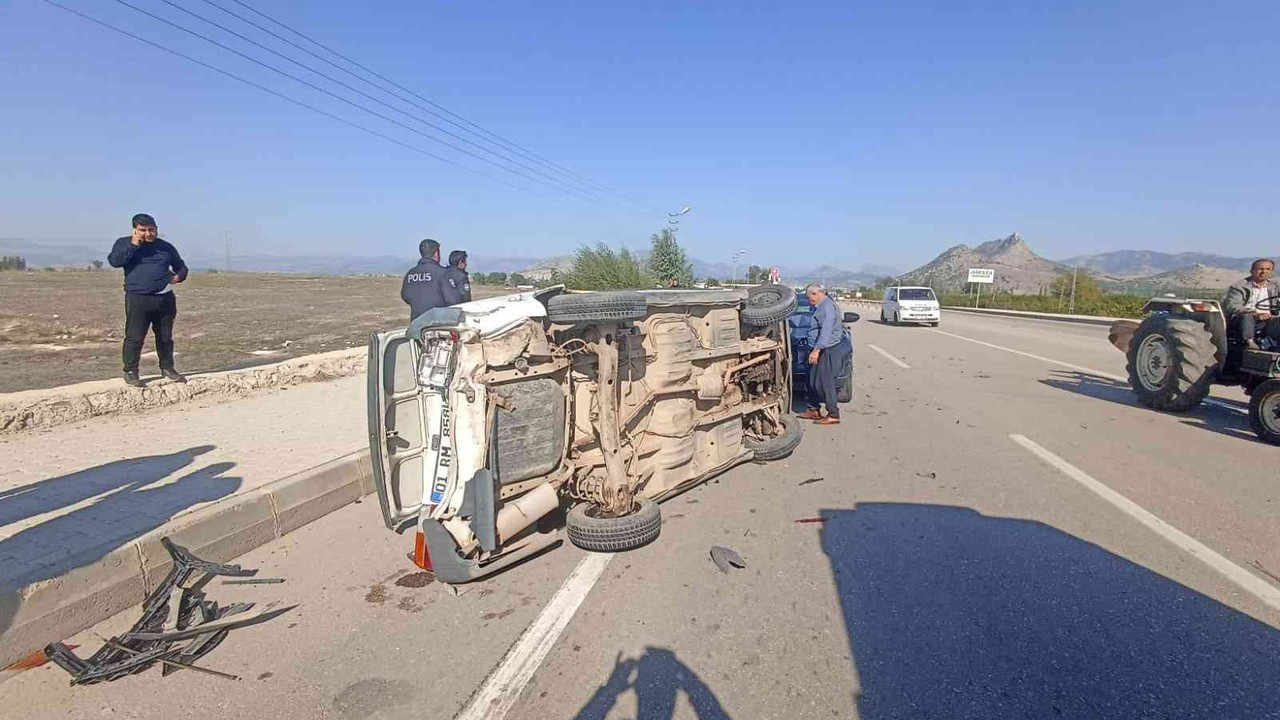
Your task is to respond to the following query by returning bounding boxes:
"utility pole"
[224,232,232,273]
[1068,264,1079,314]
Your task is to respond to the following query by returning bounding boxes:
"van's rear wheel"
[546,291,648,323]
[566,498,661,552]
[743,284,797,326]
[745,414,804,460]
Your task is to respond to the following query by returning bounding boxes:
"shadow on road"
[573,647,732,720]
[821,503,1280,719]
[1040,370,1255,440]
[0,447,240,638]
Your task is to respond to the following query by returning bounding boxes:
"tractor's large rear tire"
[1248,379,1280,445]
[1126,315,1215,412]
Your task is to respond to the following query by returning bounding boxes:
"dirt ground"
[0,270,502,393]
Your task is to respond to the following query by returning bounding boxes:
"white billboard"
[967,268,995,284]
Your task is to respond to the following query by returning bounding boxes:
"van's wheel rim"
[1136,335,1172,391]
[1260,392,1280,436]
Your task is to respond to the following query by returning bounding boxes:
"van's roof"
[891,286,934,290]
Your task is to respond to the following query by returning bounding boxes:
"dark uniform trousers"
[808,338,850,418]
[123,292,177,373]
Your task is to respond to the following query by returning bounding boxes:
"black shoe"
[161,369,187,383]
[123,371,144,387]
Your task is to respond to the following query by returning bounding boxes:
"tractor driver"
[1225,258,1280,350]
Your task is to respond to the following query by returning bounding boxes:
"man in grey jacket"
[1225,259,1280,349]
[797,283,851,425]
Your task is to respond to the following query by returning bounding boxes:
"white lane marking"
[931,328,1246,415]
[455,552,614,720]
[867,344,911,369]
[1011,434,1280,612]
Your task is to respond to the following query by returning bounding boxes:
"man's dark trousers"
[1237,313,1280,345]
[807,341,849,419]
[123,293,177,373]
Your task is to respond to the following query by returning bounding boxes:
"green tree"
[703,277,721,287]
[0,256,28,271]
[559,243,649,290]
[509,272,532,286]
[647,229,694,287]
[487,271,508,286]
[91,259,104,270]
[1051,270,1102,306]
[745,265,766,284]
[874,276,897,290]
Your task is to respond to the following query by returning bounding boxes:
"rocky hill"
[896,234,1068,293]
[1134,264,1244,291]
[1060,250,1255,278]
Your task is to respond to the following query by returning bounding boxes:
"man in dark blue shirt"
[107,213,188,387]
[797,283,851,425]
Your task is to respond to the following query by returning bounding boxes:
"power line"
[38,0,560,200]
[221,0,628,200]
[105,0,613,204]
[197,0,614,198]
[152,0,616,203]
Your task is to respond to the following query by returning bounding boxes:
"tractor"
[1109,294,1280,444]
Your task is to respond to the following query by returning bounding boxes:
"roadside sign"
[967,268,995,284]
[769,266,780,284]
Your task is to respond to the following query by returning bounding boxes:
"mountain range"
[1,236,1256,293]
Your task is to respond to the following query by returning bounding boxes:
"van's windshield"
[898,289,937,301]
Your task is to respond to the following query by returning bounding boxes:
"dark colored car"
[788,291,855,403]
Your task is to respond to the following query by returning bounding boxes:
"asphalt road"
[5,310,1280,719]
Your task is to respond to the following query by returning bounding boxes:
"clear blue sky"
[2,0,1277,271]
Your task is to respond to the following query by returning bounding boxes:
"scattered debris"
[710,546,747,574]
[222,578,285,586]
[1251,559,1280,585]
[4,644,79,672]
[43,538,292,686]
[394,571,436,588]
[794,517,828,524]
[916,472,937,479]
[799,477,825,486]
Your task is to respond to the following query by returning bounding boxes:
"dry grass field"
[0,270,501,392]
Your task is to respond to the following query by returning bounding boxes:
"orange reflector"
[413,531,433,570]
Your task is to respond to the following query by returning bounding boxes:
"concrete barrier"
[0,347,365,436]
[0,447,372,669]
[840,299,1122,327]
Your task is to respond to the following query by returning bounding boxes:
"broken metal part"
[44,537,286,686]
[125,605,297,642]
[221,578,286,585]
[710,546,747,574]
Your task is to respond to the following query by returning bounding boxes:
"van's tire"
[546,291,647,323]
[1126,315,1215,412]
[745,414,804,461]
[566,497,661,552]
[1248,379,1280,445]
[930,321,940,327]
[743,284,796,326]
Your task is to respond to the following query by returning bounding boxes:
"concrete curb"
[0,347,365,436]
[0,447,373,669]
[940,306,1123,326]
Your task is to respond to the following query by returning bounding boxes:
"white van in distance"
[882,286,941,326]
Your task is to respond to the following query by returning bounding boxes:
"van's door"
[367,330,427,532]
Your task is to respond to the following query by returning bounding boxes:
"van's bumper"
[420,521,562,584]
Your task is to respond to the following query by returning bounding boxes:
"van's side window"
[888,290,897,301]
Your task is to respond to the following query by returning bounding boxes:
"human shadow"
[1040,370,1254,440]
[573,647,732,720]
[0,452,240,638]
[821,503,1280,719]
[0,445,215,528]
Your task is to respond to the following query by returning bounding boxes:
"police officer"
[401,238,448,320]
[445,250,472,305]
